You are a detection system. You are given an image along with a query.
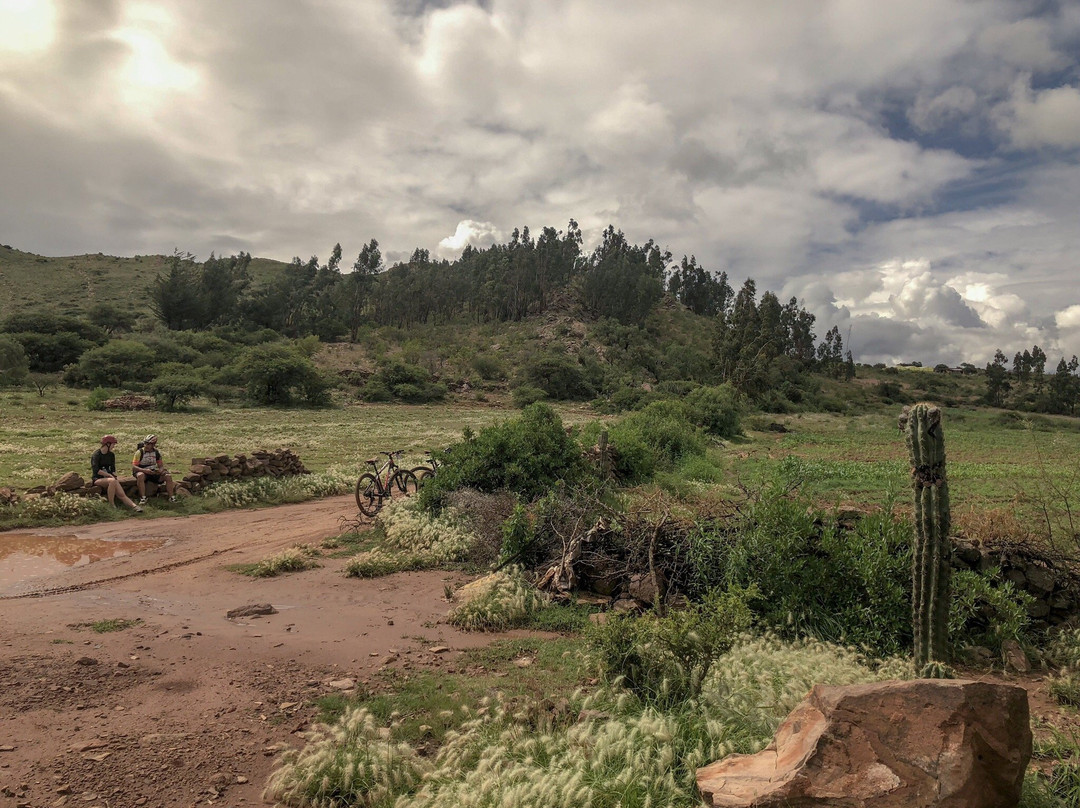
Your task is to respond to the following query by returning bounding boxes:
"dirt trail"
[0,496,494,808]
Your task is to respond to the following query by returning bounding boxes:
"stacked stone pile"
[8,449,309,503]
[953,536,1080,628]
[103,395,154,410]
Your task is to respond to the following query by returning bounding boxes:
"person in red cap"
[91,436,142,512]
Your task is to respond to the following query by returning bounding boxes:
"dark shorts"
[137,469,165,481]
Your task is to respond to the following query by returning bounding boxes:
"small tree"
[238,343,328,406]
[148,363,208,410]
[0,335,29,387]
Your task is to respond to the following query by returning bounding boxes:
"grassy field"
[5,387,1080,536]
[0,388,600,487]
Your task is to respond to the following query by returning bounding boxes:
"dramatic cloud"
[2,0,1079,365]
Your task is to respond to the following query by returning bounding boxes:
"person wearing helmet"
[91,436,142,512]
[131,434,177,504]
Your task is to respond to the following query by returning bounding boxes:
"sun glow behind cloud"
[0,0,56,55]
[109,3,198,113]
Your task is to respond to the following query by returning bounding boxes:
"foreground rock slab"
[697,679,1030,808]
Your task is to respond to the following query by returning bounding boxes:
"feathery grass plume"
[265,636,918,808]
[698,633,915,740]
[12,491,114,522]
[207,470,352,509]
[264,707,427,807]
[446,568,547,631]
[344,498,476,578]
[246,544,320,577]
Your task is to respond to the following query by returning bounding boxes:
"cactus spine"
[900,403,951,672]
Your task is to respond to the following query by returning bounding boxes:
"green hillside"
[0,245,289,320]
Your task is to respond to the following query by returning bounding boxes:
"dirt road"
[0,496,492,808]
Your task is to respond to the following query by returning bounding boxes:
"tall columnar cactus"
[900,403,951,672]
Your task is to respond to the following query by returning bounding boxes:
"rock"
[75,657,98,666]
[611,597,642,615]
[54,472,85,491]
[1027,598,1051,619]
[328,678,356,690]
[589,612,609,626]
[428,646,450,654]
[959,645,995,665]
[696,679,1031,808]
[627,573,664,606]
[1026,565,1056,594]
[1002,639,1031,673]
[226,603,277,619]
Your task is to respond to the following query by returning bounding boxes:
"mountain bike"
[355,451,419,518]
[410,450,442,488]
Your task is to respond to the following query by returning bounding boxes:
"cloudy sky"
[2,0,1079,365]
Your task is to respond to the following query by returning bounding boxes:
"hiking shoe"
[138,497,147,505]
[169,496,177,503]
[132,506,143,513]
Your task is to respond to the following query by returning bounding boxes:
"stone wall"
[953,537,1080,629]
[6,449,310,503]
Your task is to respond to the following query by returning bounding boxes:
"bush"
[586,590,753,707]
[0,335,29,387]
[517,353,595,400]
[66,339,156,388]
[605,400,707,482]
[237,342,328,406]
[420,403,584,508]
[362,360,445,403]
[148,363,207,410]
[343,498,477,577]
[86,386,113,411]
[949,568,1032,654]
[684,384,742,437]
[510,384,546,408]
[691,492,913,656]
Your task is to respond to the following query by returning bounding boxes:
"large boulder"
[697,679,1030,808]
[53,472,85,491]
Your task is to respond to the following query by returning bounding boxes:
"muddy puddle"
[0,533,167,588]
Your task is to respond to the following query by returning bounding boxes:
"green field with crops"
[5,386,1080,540]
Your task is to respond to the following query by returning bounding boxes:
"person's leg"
[93,477,115,506]
[112,479,139,510]
[165,473,176,498]
[136,471,147,502]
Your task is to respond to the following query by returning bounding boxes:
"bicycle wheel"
[355,472,383,517]
[411,466,435,487]
[392,469,419,497]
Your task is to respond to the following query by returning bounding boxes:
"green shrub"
[363,360,445,403]
[510,384,546,408]
[420,403,584,508]
[949,568,1032,654]
[240,545,320,577]
[237,342,328,406]
[86,386,112,411]
[518,352,595,400]
[691,492,913,656]
[606,400,707,482]
[684,384,742,438]
[586,590,753,707]
[66,339,156,388]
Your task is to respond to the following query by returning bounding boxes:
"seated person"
[131,434,177,504]
[91,435,141,513]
